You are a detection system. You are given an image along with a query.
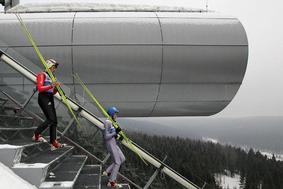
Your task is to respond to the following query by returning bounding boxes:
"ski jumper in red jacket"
[32,59,63,149]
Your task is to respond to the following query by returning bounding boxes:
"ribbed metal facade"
[0,12,248,116]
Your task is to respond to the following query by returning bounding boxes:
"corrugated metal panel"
[73,46,162,83]
[82,102,155,117]
[5,46,73,83]
[0,14,74,46]
[75,12,157,18]
[160,18,247,45]
[162,46,248,83]
[0,12,249,116]
[0,19,30,46]
[156,12,235,19]
[73,17,161,44]
[152,101,228,116]
[157,84,241,102]
[74,84,158,102]
[104,102,155,117]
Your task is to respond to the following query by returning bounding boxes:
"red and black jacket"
[36,72,57,94]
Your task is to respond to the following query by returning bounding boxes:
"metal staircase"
[0,106,130,189]
[0,49,204,189]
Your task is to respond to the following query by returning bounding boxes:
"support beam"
[143,156,167,189]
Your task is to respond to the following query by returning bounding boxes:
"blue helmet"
[107,106,119,117]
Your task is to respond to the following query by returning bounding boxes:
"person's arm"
[104,120,117,140]
[115,126,122,134]
[36,73,53,93]
[53,86,58,95]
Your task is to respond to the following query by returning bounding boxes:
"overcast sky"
[1,0,283,117]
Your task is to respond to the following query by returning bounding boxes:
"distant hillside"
[119,116,283,153]
[121,131,283,189]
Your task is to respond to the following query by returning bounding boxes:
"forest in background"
[121,132,283,189]
[67,125,283,189]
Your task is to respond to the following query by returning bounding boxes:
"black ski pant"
[34,92,57,143]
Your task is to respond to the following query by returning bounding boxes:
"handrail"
[0,49,202,189]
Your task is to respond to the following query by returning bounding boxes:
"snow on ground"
[201,136,283,162]
[202,137,219,144]
[260,151,283,161]
[0,162,37,189]
[6,0,206,13]
[215,171,241,189]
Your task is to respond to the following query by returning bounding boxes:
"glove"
[116,134,124,141]
[118,135,124,141]
[53,87,58,95]
[115,127,122,134]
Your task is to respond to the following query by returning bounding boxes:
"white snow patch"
[0,162,37,189]
[202,137,218,144]
[7,2,206,13]
[215,172,241,189]
[260,151,283,161]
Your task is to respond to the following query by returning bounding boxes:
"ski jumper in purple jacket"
[104,119,126,182]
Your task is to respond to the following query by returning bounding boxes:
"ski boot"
[107,181,122,188]
[32,134,47,142]
[102,171,111,177]
[51,140,66,151]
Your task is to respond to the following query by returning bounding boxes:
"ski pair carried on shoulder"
[73,73,148,165]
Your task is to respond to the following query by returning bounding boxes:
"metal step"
[0,139,49,167]
[0,114,35,127]
[0,128,52,164]
[0,135,58,164]
[20,141,56,164]
[12,146,73,187]
[39,155,88,189]
[74,165,101,189]
[121,184,131,189]
[119,184,131,189]
[0,127,38,142]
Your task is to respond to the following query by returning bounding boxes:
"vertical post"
[143,156,167,189]
[1,88,37,112]
[21,87,37,110]
[201,182,207,189]
[60,117,75,136]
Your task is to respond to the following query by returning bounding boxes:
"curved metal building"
[0,12,248,116]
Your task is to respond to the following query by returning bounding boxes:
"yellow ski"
[15,14,81,127]
[73,73,148,165]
